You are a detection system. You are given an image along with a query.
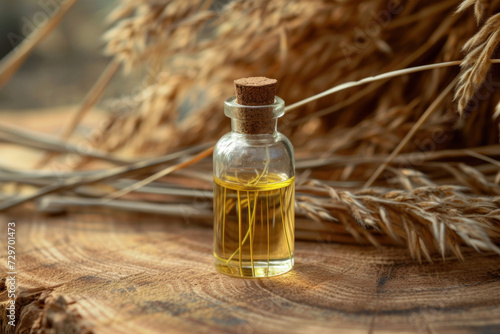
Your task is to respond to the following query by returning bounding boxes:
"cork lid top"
[234,77,277,87]
[234,77,277,106]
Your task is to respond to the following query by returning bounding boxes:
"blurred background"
[0,0,134,109]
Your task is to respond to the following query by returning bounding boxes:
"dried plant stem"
[62,60,121,140]
[287,59,500,116]
[104,145,214,200]
[291,84,380,126]
[79,180,213,198]
[35,59,121,168]
[0,123,132,165]
[0,167,100,180]
[363,77,459,188]
[0,166,214,187]
[297,145,500,169]
[0,142,213,211]
[285,61,466,114]
[0,0,79,89]
[37,195,213,218]
[465,150,500,168]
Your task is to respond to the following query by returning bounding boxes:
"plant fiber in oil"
[213,173,295,278]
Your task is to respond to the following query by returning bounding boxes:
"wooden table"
[1,211,500,334]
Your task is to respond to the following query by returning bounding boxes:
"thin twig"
[286,60,500,114]
[0,0,79,89]
[465,150,500,168]
[0,123,132,165]
[363,77,459,188]
[104,146,215,200]
[35,59,121,168]
[37,195,214,218]
[76,180,214,198]
[296,144,500,169]
[0,142,214,211]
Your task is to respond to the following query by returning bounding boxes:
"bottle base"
[214,257,294,278]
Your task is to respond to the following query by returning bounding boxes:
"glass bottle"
[213,95,295,278]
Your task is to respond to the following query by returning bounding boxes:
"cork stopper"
[234,77,277,106]
[232,77,278,134]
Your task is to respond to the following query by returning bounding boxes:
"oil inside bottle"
[213,172,295,278]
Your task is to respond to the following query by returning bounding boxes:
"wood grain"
[1,211,500,334]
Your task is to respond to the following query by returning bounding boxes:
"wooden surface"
[1,211,500,334]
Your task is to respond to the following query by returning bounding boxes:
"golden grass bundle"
[2,0,500,262]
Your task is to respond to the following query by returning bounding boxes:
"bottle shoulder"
[213,131,295,179]
[214,132,294,154]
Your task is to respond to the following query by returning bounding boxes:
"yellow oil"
[213,173,295,278]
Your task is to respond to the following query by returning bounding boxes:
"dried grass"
[2,0,500,261]
[455,13,500,114]
[297,179,500,262]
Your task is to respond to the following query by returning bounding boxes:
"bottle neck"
[231,119,278,135]
[224,96,285,135]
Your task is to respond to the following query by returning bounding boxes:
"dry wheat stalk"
[456,0,488,24]
[455,12,500,114]
[297,179,500,262]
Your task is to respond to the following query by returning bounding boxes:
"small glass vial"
[213,77,295,278]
